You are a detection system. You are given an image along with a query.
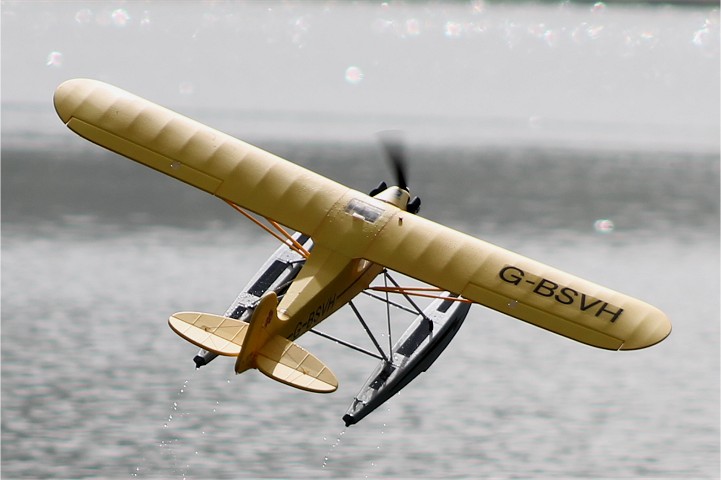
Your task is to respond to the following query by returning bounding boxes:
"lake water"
[2,1,719,478]
[2,132,718,478]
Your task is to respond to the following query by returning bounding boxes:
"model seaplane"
[53,79,671,426]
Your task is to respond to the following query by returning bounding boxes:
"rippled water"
[2,135,719,478]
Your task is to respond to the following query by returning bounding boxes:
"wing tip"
[54,78,97,124]
[619,309,672,351]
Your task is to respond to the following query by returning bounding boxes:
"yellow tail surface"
[168,312,248,356]
[168,295,337,394]
[255,335,338,393]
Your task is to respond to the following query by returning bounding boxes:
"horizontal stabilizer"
[256,336,338,393]
[169,312,248,356]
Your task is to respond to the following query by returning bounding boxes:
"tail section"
[256,335,338,393]
[234,291,282,374]
[168,291,337,393]
[169,312,248,356]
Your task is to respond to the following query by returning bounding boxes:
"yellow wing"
[54,79,671,351]
[361,212,671,351]
[53,78,348,236]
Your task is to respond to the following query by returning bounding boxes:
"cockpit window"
[345,198,384,223]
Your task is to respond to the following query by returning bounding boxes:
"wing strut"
[224,200,310,258]
[381,270,433,322]
[383,272,393,355]
[328,271,445,366]
[308,328,385,361]
[349,301,391,364]
[368,286,473,303]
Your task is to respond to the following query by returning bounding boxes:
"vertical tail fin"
[234,291,280,374]
[234,291,338,392]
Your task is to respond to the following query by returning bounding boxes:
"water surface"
[2,138,718,479]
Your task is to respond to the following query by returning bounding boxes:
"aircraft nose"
[619,308,672,350]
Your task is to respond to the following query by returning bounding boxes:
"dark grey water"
[2,134,719,478]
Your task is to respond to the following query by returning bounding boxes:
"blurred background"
[2,1,719,479]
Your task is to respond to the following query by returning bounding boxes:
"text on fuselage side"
[291,293,337,339]
[498,265,624,322]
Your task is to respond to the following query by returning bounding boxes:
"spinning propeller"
[370,131,422,214]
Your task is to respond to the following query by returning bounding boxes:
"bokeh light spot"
[444,21,463,38]
[111,8,130,27]
[591,2,607,14]
[74,8,93,25]
[594,219,615,233]
[406,18,421,37]
[46,51,63,67]
[345,66,364,85]
[140,11,151,27]
[178,81,195,95]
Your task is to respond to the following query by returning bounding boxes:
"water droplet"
[171,161,181,170]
